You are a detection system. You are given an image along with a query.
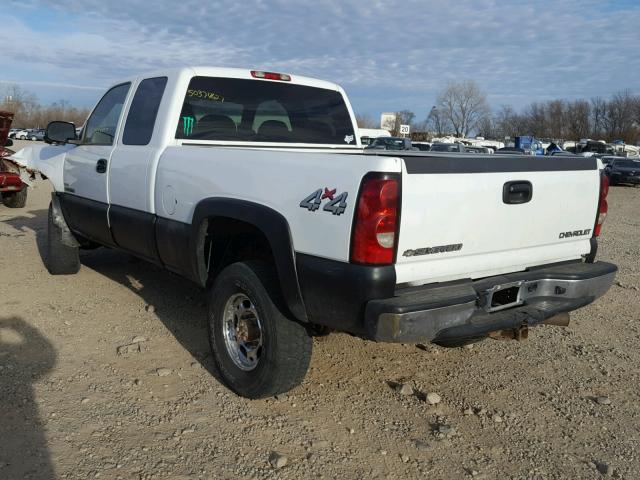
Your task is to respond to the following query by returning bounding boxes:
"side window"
[82,83,130,146]
[123,77,167,145]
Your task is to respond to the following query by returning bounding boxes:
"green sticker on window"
[182,116,194,136]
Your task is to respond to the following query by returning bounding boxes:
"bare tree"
[606,90,636,141]
[436,80,490,137]
[590,97,608,139]
[494,105,521,139]
[523,102,547,138]
[0,85,39,128]
[547,100,565,139]
[426,106,448,136]
[0,84,90,129]
[565,100,591,140]
[355,114,377,129]
[476,114,497,139]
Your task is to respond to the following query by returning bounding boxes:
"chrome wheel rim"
[222,293,264,371]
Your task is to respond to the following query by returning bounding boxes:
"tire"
[208,261,312,399]
[2,186,28,208]
[30,136,36,141]
[45,202,80,275]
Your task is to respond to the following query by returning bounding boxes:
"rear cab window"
[176,76,356,145]
[123,77,168,145]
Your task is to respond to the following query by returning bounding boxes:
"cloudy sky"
[1,0,639,121]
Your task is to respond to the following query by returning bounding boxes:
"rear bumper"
[365,261,617,343]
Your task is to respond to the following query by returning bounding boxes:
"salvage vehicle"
[0,111,28,208]
[10,67,617,398]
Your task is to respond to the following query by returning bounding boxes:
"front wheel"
[45,202,80,275]
[2,187,28,208]
[208,262,312,399]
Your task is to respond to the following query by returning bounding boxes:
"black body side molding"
[156,217,194,280]
[59,193,116,247]
[190,198,308,322]
[109,204,161,264]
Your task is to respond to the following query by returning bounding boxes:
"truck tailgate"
[394,154,600,285]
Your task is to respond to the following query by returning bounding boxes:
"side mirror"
[5,138,13,147]
[45,121,77,144]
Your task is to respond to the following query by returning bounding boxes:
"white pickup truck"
[13,67,616,398]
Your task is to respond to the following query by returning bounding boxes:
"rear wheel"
[208,261,312,398]
[2,187,28,208]
[45,202,80,275]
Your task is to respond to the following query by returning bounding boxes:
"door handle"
[503,181,532,204]
[96,159,108,174]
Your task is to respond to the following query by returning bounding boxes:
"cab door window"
[82,83,131,145]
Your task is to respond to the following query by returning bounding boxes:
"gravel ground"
[1,143,639,479]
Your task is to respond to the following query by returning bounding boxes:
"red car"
[0,111,27,208]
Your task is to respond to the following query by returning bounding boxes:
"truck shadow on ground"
[1,207,48,261]
[4,207,223,385]
[80,248,222,380]
[0,316,57,479]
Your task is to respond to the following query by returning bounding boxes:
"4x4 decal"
[300,188,348,215]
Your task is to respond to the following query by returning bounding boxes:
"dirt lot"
[1,143,639,479]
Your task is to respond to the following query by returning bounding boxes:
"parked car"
[8,128,19,139]
[365,136,414,150]
[29,129,45,141]
[14,66,616,399]
[495,147,526,155]
[464,145,491,154]
[412,142,431,151]
[14,129,30,140]
[430,142,465,153]
[605,158,640,186]
[599,155,625,166]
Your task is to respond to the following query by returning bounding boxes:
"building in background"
[380,112,396,131]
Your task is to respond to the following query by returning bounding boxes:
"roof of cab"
[130,66,343,92]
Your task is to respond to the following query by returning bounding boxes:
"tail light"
[250,70,291,81]
[594,172,609,237]
[350,173,400,265]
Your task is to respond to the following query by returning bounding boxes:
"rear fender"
[191,198,308,322]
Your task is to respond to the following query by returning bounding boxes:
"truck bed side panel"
[154,146,402,262]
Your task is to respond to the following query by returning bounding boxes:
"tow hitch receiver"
[481,281,526,313]
[488,324,529,341]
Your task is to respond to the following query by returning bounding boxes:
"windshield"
[176,76,356,145]
[614,160,640,168]
[371,137,405,149]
